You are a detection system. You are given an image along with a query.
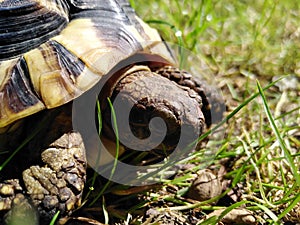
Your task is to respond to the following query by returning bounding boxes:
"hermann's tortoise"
[0,0,223,224]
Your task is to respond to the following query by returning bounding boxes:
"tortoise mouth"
[0,0,69,60]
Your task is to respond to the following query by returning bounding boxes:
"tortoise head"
[91,63,205,160]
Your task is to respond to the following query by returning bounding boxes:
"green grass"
[129,0,300,224]
[1,1,299,224]
[134,0,300,76]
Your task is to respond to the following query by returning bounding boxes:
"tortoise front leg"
[1,132,86,225]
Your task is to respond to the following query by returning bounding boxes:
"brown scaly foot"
[0,132,86,225]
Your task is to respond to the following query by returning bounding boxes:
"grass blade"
[256,80,300,185]
[0,110,58,172]
[102,196,109,224]
[252,202,279,223]
[89,97,120,207]
[277,192,300,220]
[49,211,60,225]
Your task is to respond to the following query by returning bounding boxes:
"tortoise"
[0,0,224,224]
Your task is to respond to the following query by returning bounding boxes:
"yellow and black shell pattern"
[0,0,173,128]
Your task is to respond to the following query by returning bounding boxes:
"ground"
[1,1,300,225]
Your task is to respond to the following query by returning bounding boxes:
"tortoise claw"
[22,131,86,222]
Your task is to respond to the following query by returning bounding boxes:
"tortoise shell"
[0,0,174,128]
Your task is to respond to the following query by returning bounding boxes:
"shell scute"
[0,58,45,127]
[0,0,69,60]
[24,40,100,108]
[0,0,174,128]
